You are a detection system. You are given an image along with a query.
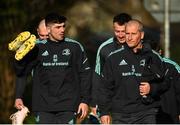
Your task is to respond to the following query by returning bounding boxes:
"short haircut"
[126,19,144,32]
[113,13,132,25]
[45,12,67,26]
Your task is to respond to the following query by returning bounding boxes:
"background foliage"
[0,0,179,123]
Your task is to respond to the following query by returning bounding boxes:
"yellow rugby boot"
[15,34,36,61]
[8,31,31,51]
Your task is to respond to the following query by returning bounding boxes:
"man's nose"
[126,35,130,41]
[119,32,125,37]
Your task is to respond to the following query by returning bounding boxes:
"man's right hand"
[139,82,150,96]
[100,115,111,124]
[15,98,24,110]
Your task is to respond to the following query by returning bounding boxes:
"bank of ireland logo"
[132,65,135,73]
[53,54,58,62]
[62,49,70,56]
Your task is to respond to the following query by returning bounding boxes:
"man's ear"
[141,31,144,39]
[37,28,40,35]
[46,26,51,34]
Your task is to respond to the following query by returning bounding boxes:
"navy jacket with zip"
[14,38,91,112]
[157,58,180,123]
[99,43,169,116]
[91,37,125,107]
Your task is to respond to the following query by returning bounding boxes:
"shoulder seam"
[65,37,84,51]
[108,46,125,57]
[163,57,180,73]
[152,50,163,61]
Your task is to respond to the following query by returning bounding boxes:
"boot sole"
[15,34,36,61]
[8,31,31,51]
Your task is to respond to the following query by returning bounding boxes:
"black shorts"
[111,108,158,124]
[35,111,76,124]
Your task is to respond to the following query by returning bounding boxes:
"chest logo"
[119,59,127,66]
[62,49,70,56]
[42,50,49,56]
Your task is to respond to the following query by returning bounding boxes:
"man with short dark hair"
[91,13,132,118]
[14,12,91,124]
